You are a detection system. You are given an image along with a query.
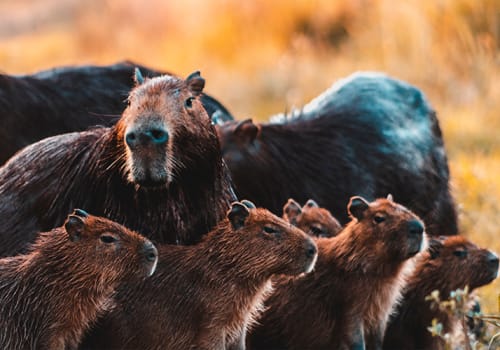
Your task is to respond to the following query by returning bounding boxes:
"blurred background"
[0,0,499,313]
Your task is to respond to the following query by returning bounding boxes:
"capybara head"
[347,194,425,262]
[216,118,260,164]
[63,209,158,279]
[283,198,342,238]
[425,236,498,290]
[117,70,215,187]
[223,200,317,276]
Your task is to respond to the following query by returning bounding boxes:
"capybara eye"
[100,235,118,244]
[263,226,278,235]
[310,226,323,236]
[184,97,194,109]
[452,249,468,258]
[373,215,386,224]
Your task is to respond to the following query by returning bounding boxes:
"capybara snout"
[407,219,425,256]
[486,251,499,280]
[125,123,169,149]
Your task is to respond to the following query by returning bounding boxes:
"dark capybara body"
[383,236,499,350]
[81,201,317,350]
[0,61,233,164]
[217,72,457,236]
[0,210,157,350]
[283,198,342,237]
[249,195,425,350]
[0,72,235,257]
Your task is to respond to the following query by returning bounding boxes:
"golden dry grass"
[0,0,498,314]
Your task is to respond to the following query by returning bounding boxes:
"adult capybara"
[0,71,235,257]
[249,195,425,350]
[80,200,317,350]
[0,61,233,164]
[0,209,158,350]
[383,236,499,350]
[217,72,457,236]
[283,198,342,237]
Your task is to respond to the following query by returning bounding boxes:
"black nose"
[125,128,169,149]
[408,219,424,236]
[487,252,499,274]
[306,241,317,259]
[143,243,158,263]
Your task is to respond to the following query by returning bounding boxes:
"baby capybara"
[81,200,318,350]
[249,195,425,350]
[0,61,233,164]
[283,198,342,237]
[0,209,158,350]
[0,70,235,257]
[217,72,457,236]
[383,236,499,350]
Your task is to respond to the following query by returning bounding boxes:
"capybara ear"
[228,202,250,230]
[186,71,205,96]
[304,199,319,208]
[233,119,260,143]
[387,193,394,202]
[283,198,302,224]
[134,67,145,86]
[347,196,370,221]
[241,199,256,209]
[64,213,86,242]
[428,238,444,259]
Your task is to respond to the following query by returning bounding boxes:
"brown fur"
[283,198,342,237]
[81,201,318,350]
[383,236,499,350]
[0,72,235,257]
[0,210,157,350]
[249,195,425,350]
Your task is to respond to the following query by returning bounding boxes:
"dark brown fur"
[283,198,342,237]
[383,236,499,350]
[81,201,317,350]
[0,210,157,350]
[249,195,425,350]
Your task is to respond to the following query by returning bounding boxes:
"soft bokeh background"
[0,0,498,314]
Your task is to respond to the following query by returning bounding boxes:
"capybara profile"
[217,72,457,236]
[80,201,318,350]
[0,209,158,350]
[283,198,342,237]
[0,71,235,257]
[383,236,499,350]
[0,61,233,164]
[249,195,425,350]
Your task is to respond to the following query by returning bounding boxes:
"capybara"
[283,198,342,237]
[80,200,318,350]
[383,236,499,350]
[217,72,457,236]
[0,71,235,257]
[249,195,425,350]
[0,61,233,164]
[0,209,158,350]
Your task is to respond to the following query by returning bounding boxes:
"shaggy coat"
[218,72,457,236]
[0,72,235,257]
[383,236,499,350]
[283,198,342,237]
[0,210,157,350]
[249,196,425,350]
[0,61,233,164]
[80,201,317,350]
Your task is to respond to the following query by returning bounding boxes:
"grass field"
[0,0,498,320]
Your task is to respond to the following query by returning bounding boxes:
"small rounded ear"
[283,198,302,224]
[64,214,86,242]
[227,202,250,230]
[387,193,394,202]
[233,119,260,143]
[347,196,370,221]
[241,199,256,209]
[134,67,145,86]
[304,199,319,209]
[72,208,89,218]
[186,71,205,96]
[428,239,444,259]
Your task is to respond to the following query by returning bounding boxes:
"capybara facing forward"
[283,198,342,237]
[81,200,318,350]
[0,70,235,257]
[0,209,158,350]
[249,195,425,350]
[383,236,499,350]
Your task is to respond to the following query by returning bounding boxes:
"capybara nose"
[408,219,424,236]
[125,128,169,149]
[306,241,318,259]
[487,252,499,275]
